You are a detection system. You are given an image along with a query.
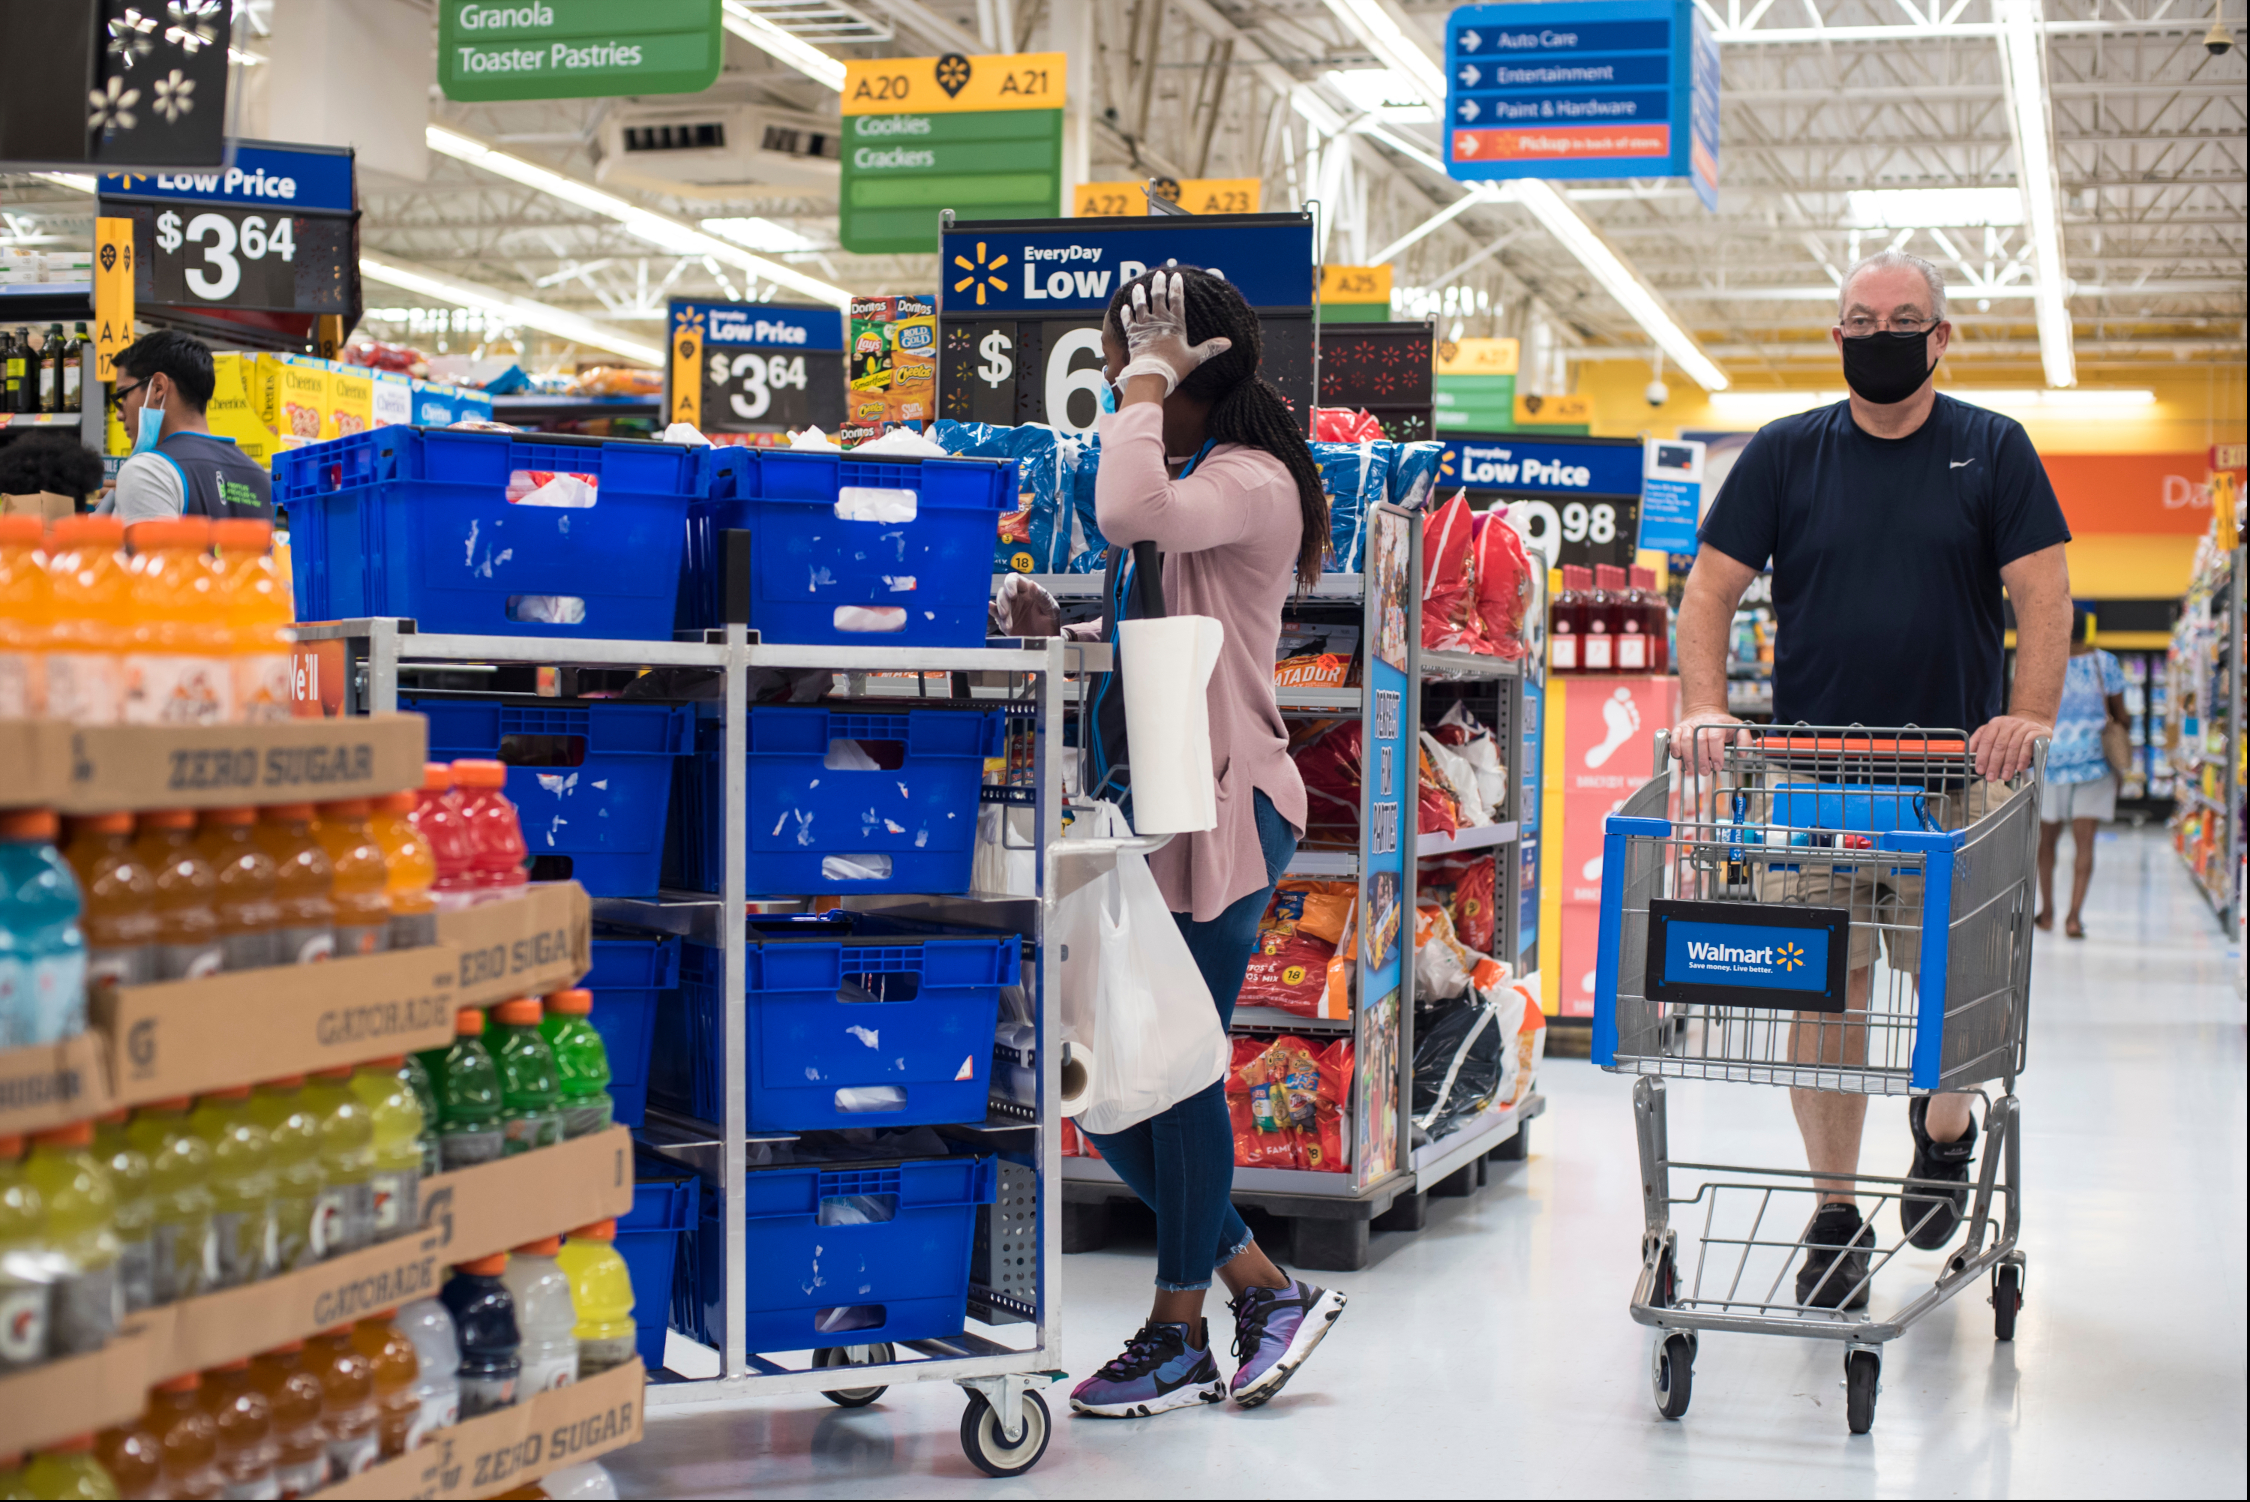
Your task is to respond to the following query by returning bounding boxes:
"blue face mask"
[130,386,167,456]
[1096,375,1118,415]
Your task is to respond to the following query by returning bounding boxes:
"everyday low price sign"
[440,0,722,101]
[667,300,845,435]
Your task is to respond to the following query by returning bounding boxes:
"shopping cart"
[1592,723,2043,1435]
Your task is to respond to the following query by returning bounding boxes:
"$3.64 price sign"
[158,206,295,299]
[106,199,354,315]
[698,347,843,433]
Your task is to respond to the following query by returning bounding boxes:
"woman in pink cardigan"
[1061,269,1351,1419]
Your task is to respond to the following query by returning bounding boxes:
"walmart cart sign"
[940,216,1316,315]
[697,305,843,351]
[1645,899,1848,1010]
[1441,438,1642,495]
[1665,922,1827,991]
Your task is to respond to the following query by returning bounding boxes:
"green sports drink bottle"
[416,1007,505,1171]
[538,989,613,1140]
[492,999,563,1155]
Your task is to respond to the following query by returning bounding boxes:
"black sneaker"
[1794,1202,1874,1310]
[1900,1097,1978,1250]
[1068,1319,1225,1417]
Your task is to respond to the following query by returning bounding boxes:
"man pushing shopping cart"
[1592,250,2075,1433]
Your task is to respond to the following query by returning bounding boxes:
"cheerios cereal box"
[327,363,373,441]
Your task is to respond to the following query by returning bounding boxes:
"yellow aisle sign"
[1320,265,1393,304]
[93,217,136,385]
[1072,178,1261,216]
[1437,336,1519,376]
[842,52,1065,115]
[669,306,703,427]
[1515,392,1589,424]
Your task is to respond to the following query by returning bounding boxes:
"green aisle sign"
[841,53,1065,255]
[440,0,722,102]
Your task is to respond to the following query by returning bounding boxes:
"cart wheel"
[813,1342,894,1407]
[959,1388,1051,1477]
[1651,1332,1694,1420]
[1992,1264,2022,1342]
[1844,1350,1880,1435]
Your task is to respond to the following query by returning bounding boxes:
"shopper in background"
[2036,607,2130,938]
[1671,249,2073,1305]
[102,330,273,524]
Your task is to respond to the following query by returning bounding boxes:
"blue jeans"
[1081,789,1298,1291]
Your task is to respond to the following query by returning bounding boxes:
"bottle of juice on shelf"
[245,1077,324,1274]
[189,1087,275,1289]
[42,515,129,726]
[492,1000,563,1155]
[441,1255,521,1418]
[349,1311,423,1459]
[502,1237,579,1397]
[121,517,230,727]
[302,1068,373,1259]
[247,1344,327,1500]
[348,1058,424,1242]
[256,806,334,966]
[1631,565,1670,674]
[313,800,391,959]
[17,1436,120,1501]
[0,809,87,1049]
[416,1009,504,1171]
[411,765,480,913]
[197,1360,277,1500]
[23,1120,118,1354]
[1547,565,1585,675]
[555,1221,636,1380]
[401,1054,441,1178]
[131,811,223,982]
[0,514,50,719]
[1586,563,1626,674]
[94,1415,163,1501]
[450,762,529,903]
[539,990,613,1140]
[369,791,437,952]
[194,809,279,973]
[62,814,157,991]
[124,1098,215,1306]
[0,1135,48,1373]
[88,1114,153,1314]
[147,1374,222,1501]
[394,1298,462,1444]
[306,1325,381,1481]
[210,518,293,724]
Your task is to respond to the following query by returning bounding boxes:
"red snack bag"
[1420,493,1482,651]
[1240,880,1358,1016]
[1423,854,1498,953]
[1418,744,1461,837]
[1468,509,1532,659]
[1313,407,1385,443]
[1231,1038,1299,1168]
[1314,1037,1354,1173]
[1291,719,1364,846]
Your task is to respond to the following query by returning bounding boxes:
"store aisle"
[611,828,2245,1499]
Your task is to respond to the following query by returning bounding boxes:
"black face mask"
[1840,328,1936,405]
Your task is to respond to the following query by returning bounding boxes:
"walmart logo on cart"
[1667,922,1827,990]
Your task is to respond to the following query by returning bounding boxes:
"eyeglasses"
[107,379,148,413]
[1839,315,1938,338]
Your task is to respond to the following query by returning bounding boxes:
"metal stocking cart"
[1592,724,2043,1435]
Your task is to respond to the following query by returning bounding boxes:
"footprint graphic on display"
[1582,850,1604,882]
[1580,967,1599,998]
[1585,688,1642,769]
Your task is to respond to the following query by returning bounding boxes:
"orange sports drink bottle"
[42,514,129,725]
[0,514,50,717]
[211,518,294,723]
[313,800,391,959]
[123,517,231,726]
[369,791,437,951]
[257,805,336,966]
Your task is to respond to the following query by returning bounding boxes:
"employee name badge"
[1644,900,1852,1013]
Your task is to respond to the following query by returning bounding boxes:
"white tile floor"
[609,828,2247,1499]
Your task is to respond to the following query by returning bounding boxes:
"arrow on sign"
[1459,28,1482,51]
[1458,98,1481,121]
[1458,63,1480,86]
[1456,131,1481,156]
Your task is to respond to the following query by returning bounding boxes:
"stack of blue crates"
[583,930,680,1128]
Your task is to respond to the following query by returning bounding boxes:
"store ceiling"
[3,0,2241,386]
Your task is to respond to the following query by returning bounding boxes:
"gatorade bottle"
[244,1078,323,1274]
[256,806,334,967]
[197,1360,277,1500]
[0,810,87,1049]
[93,1417,162,1501]
[62,814,157,991]
[17,1437,120,1501]
[209,518,293,724]
[124,1099,215,1306]
[121,517,230,726]
[410,765,478,914]
[415,1009,503,1171]
[42,515,129,726]
[348,1312,422,1459]
[302,1068,373,1260]
[441,1255,521,1418]
[0,1135,48,1372]
[305,1326,381,1481]
[23,1121,118,1354]
[348,1059,423,1243]
[400,1054,440,1179]
[369,792,437,953]
[313,801,389,959]
[450,762,528,904]
[147,1374,222,1501]
[88,1114,153,1314]
[502,1237,578,1397]
[194,809,279,973]
[131,811,223,982]
[538,991,613,1140]
[540,1462,620,1501]
[0,515,51,719]
[246,1344,326,1500]
[393,1298,461,1445]
[492,1000,563,1155]
[188,1088,275,1289]
[555,1222,636,1380]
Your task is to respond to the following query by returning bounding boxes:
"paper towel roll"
[1057,1040,1094,1116]
[1117,613,1225,834]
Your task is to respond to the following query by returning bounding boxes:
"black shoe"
[1795,1202,1874,1310]
[1900,1097,1977,1250]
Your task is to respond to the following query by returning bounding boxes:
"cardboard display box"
[0,713,426,813]
[0,1331,156,1455]
[313,1357,645,1501]
[0,1031,115,1137]
[439,880,592,1010]
[1,490,79,522]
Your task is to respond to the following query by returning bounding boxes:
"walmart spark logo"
[1776,942,1806,972]
[952,241,1011,306]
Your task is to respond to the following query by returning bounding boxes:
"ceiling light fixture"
[1995,0,2075,388]
[359,255,665,364]
[720,1,847,90]
[1510,179,1729,391]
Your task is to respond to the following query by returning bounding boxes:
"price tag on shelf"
[668,300,845,436]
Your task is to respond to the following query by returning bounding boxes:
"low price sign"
[667,301,845,435]
[97,141,358,319]
[841,53,1066,255]
[440,0,722,101]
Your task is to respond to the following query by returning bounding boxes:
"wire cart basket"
[1592,724,2044,1434]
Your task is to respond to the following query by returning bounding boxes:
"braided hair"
[1103,266,1330,589]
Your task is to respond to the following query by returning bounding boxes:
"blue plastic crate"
[671,448,1014,645]
[672,1153,996,1354]
[276,425,700,640]
[405,694,697,898]
[614,1155,699,1372]
[650,913,1020,1132]
[678,704,1004,897]
[583,930,680,1128]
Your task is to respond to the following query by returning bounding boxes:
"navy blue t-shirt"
[1698,395,2071,732]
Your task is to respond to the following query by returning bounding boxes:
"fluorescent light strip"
[1996,0,2074,389]
[720,1,847,90]
[34,173,97,194]
[360,255,664,365]
[425,126,850,309]
[1512,179,1729,391]
[1322,0,1449,102]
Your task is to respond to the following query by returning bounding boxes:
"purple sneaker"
[1069,1320,1226,1418]
[1227,1279,1347,1408]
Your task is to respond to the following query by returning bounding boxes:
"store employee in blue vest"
[102,329,274,523]
[1672,249,2073,1308]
